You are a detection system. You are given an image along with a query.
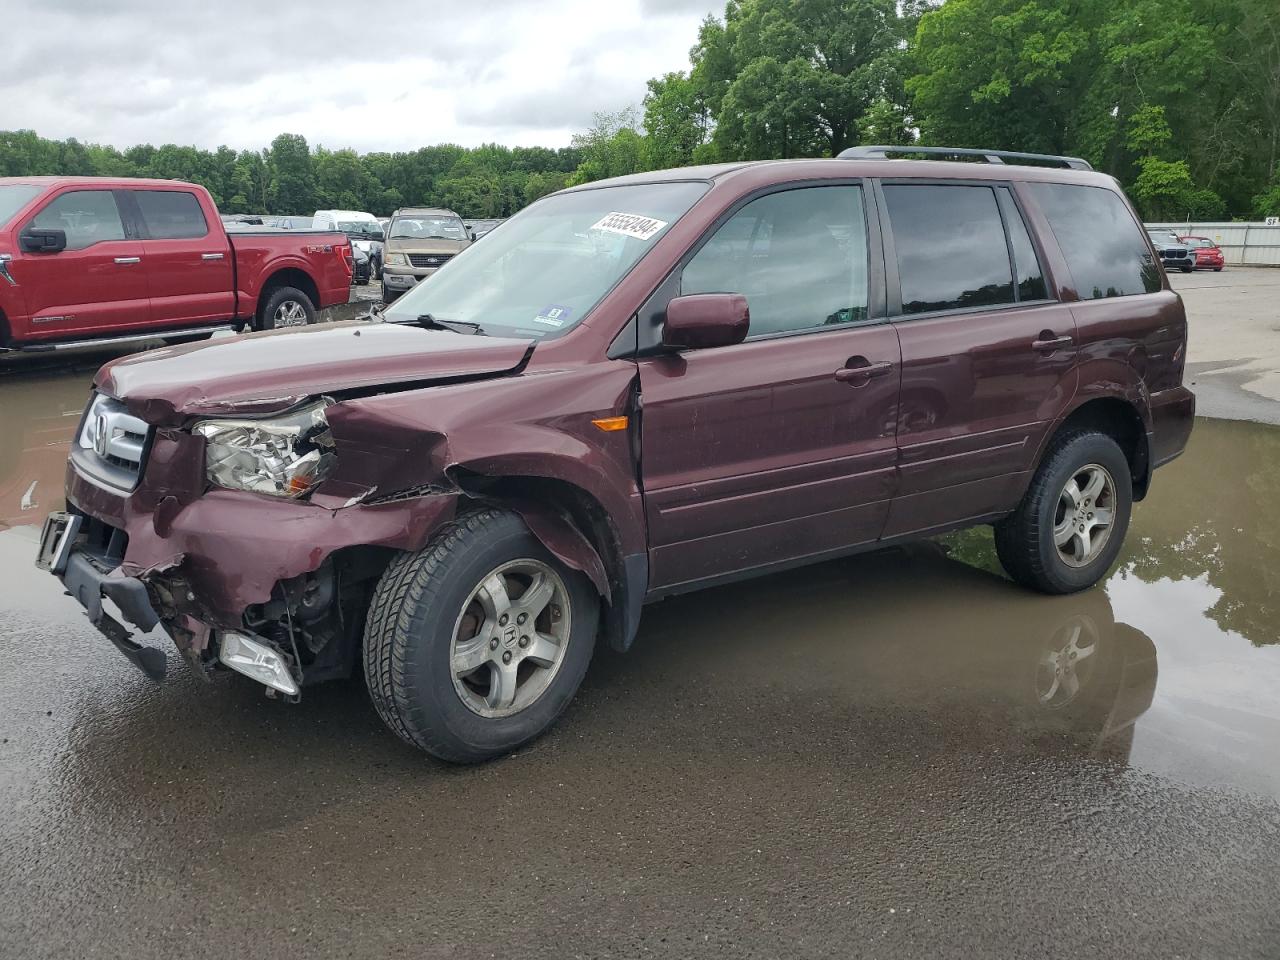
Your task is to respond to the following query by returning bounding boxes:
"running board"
[2,324,235,353]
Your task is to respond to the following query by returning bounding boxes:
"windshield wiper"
[416,313,485,336]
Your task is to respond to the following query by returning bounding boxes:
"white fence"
[1146,221,1280,267]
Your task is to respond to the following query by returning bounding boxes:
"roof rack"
[838,145,1093,171]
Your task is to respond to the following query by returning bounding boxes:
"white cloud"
[0,0,720,152]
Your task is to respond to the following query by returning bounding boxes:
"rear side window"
[681,185,870,336]
[134,190,209,240]
[29,190,126,251]
[883,184,1014,314]
[1026,183,1160,298]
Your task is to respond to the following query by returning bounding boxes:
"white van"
[313,209,385,275]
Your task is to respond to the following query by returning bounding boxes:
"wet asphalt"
[2,280,1280,958]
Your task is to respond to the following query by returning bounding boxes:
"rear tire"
[363,508,599,763]
[255,286,316,331]
[994,430,1132,595]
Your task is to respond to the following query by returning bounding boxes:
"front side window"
[884,184,1014,315]
[134,190,208,240]
[680,185,870,336]
[382,181,707,338]
[29,190,126,250]
[1034,183,1160,298]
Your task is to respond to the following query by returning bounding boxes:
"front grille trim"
[73,393,153,492]
[407,253,453,269]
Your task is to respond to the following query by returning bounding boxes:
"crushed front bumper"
[43,455,460,684]
[37,510,166,680]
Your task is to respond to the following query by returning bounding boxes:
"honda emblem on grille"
[93,413,110,458]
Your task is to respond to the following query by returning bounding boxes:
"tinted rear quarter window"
[996,189,1048,301]
[1027,183,1159,298]
[883,184,1014,314]
[134,190,209,240]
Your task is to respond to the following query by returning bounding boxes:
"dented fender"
[506,499,611,601]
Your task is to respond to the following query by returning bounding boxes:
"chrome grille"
[75,393,152,489]
[407,253,453,268]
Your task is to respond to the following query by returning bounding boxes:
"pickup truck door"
[637,183,901,591]
[12,188,149,341]
[124,189,235,325]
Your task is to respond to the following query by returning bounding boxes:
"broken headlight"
[193,402,336,498]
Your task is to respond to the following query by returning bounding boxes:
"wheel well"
[1054,399,1151,500]
[453,472,631,649]
[259,269,319,318]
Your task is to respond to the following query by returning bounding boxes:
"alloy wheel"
[449,559,572,718]
[1053,463,1116,568]
[274,299,309,327]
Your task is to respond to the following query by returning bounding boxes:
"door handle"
[114,256,141,265]
[834,359,894,385]
[201,253,225,261]
[1033,334,1073,352]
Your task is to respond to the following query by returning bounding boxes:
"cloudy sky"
[3,0,719,153]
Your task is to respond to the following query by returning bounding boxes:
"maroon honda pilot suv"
[38,146,1194,762]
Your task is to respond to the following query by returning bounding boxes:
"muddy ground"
[1,273,1278,958]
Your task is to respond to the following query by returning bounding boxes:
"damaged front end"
[46,386,466,695]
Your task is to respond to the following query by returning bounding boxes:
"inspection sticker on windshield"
[534,305,572,327]
[590,212,669,242]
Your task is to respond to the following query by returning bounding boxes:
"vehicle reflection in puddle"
[1,365,1278,795]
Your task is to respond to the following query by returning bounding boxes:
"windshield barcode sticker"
[590,212,669,241]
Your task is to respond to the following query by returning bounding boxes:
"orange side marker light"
[592,416,630,432]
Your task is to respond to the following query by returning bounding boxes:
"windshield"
[1185,238,1214,248]
[390,216,467,240]
[383,181,707,338]
[339,221,382,237]
[1148,231,1181,245]
[0,185,42,227]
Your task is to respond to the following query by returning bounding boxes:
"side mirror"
[20,228,67,253]
[662,293,750,350]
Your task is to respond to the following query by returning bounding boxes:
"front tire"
[256,286,316,331]
[994,430,1132,595]
[363,509,599,763]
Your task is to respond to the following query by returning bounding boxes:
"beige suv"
[380,206,471,302]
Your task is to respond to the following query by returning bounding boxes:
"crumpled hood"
[95,321,534,426]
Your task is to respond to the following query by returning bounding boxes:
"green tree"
[693,0,910,159]
[644,72,713,168]
[568,108,649,185]
[266,133,313,213]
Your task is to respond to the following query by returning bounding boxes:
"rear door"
[14,188,148,341]
[875,180,1079,538]
[126,188,235,325]
[637,182,902,591]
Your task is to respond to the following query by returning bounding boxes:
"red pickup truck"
[0,177,353,351]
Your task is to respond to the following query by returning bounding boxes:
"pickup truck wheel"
[257,286,316,331]
[363,508,599,763]
[994,430,1132,595]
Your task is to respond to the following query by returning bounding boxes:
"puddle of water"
[1,366,1278,798]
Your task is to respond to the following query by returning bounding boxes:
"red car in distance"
[1180,236,1225,271]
